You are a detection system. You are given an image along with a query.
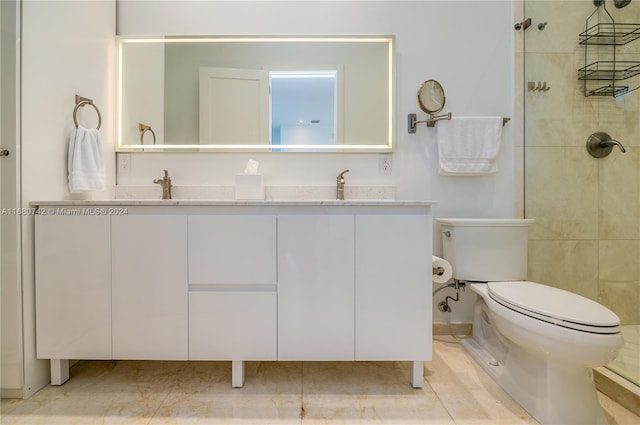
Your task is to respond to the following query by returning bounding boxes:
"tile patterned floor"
[1,338,638,424]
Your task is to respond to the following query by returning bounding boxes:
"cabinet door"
[355,213,432,360]
[112,215,188,360]
[35,214,111,359]
[278,214,354,360]
[188,214,276,285]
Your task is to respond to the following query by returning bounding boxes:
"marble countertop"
[31,185,435,207]
[30,199,436,207]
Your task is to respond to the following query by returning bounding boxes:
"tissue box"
[235,173,265,200]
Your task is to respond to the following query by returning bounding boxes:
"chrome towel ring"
[73,94,102,130]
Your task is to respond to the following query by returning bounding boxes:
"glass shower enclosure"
[523,0,639,387]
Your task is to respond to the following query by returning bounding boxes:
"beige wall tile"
[525,147,598,240]
[529,239,599,300]
[524,1,593,54]
[597,86,640,147]
[525,52,598,147]
[598,281,640,325]
[599,240,640,282]
[599,147,640,239]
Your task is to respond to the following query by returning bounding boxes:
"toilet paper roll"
[432,255,453,284]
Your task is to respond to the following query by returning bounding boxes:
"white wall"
[117,1,518,323]
[117,1,516,211]
[19,0,116,396]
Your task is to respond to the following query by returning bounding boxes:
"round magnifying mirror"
[417,80,445,114]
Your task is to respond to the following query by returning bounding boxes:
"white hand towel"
[436,117,503,176]
[68,125,106,192]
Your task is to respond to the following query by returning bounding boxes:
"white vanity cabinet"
[33,200,433,388]
[277,214,355,360]
[111,215,188,360]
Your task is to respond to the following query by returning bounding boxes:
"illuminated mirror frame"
[116,35,396,153]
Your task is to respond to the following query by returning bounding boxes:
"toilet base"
[462,324,608,425]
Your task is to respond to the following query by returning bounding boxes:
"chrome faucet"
[336,169,350,200]
[153,169,172,200]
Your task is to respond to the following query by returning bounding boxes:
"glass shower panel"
[523,0,640,387]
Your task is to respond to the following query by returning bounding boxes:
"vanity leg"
[410,360,424,388]
[231,360,245,388]
[50,359,69,385]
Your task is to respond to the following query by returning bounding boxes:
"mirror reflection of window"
[269,71,337,151]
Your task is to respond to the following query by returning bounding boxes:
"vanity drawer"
[188,215,276,285]
[189,291,277,360]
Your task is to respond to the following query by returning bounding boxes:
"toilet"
[436,218,623,425]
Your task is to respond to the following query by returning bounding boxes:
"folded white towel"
[68,125,106,192]
[436,117,503,176]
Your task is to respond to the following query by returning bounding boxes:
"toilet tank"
[436,218,535,282]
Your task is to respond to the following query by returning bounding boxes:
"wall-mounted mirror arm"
[425,112,452,127]
[408,112,452,133]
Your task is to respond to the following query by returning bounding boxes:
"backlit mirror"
[117,35,395,152]
[417,80,445,114]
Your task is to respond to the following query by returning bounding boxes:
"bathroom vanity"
[33,200,433,388]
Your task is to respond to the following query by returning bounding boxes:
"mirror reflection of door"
[199,68,339,149]
[199,67,270,145]
[269,70,338,151]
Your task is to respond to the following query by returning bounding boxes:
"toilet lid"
[487,281,620,334]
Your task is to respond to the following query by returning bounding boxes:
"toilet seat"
[487,281,620,334]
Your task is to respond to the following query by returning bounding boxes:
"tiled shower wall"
[524,0,639,325]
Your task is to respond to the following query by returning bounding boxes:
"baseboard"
[433,322,472,336]
[1,388,24,399]
[594,366,640,416]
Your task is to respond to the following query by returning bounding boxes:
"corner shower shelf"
[579,23,640,46]
[583,84,631,98]
[578,19,640,97]
[578,61,640,81]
